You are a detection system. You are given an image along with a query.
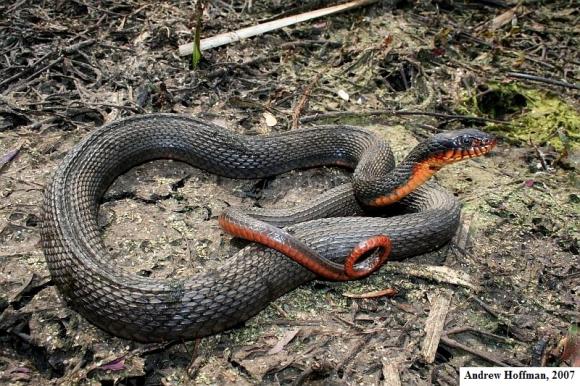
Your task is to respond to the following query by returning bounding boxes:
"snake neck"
[355,161,437,207]
[354,143,444,207]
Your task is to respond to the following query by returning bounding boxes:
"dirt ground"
[0,1,578,385]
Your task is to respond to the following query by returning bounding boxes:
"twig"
[292,73,321,129]
[473,0,509,8]
[529,139,549,171]
[63,39,96,54]
[343,287,398,299]
[63,343,172,383]
[0,145,22,172]
[421,291,453,363]
[507,72,580,90]
[440,336,509,366]
[186,338,204,379]
[204,41,335,80]
[6,0,27,12]
[0,51,52,89]
[1,39,94,92]
[452,213,476,254]
[445,327,515,344]
[335,334,373,374]
[333,315,364,331]
[300,109,510,125]
[280,39,342,49]
[471,296,500,318]
[270,303,291,319]
[3,56,64,95]
[205,54,279,79]
[267,328,301,355]
[179,0,379,55]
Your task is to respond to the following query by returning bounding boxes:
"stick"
[381,361,402,386]
[292,73,321,129]
[299,109,510,125]
[440,336,509,366]
[507,72,580,90]
[382,263,481,292]
[445,327,515,344]
[178,0,379,56]
[3,56,64,95]
[0,51,52,89]
[421,291,453,363]
[529,139,549,171]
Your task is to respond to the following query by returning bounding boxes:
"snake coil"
[42,114,494,342]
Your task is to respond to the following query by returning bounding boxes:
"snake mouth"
[432,140,496,165]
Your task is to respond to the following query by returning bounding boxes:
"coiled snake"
[41,114,495,342]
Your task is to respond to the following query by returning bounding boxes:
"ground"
[0,1,578,385]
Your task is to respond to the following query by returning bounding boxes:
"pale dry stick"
[178,0,379,56]
[451,213,476,253]
[382,263,480,292]
[381,361,402,386]
[420,290,453,363]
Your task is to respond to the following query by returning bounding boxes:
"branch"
[507,72,580,91]
[179,0,378,56]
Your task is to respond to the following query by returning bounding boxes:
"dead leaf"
[238,352,294,381]
[99,356,126,372]
[133,31,151,45]
[267,328,300,355]
[343,288,398,299]
[337,89,349,101]
[263,112,277,127]
[381,34,393,49]
[0,146,21,170]
[7,367,32,382]
[490,8,516,31]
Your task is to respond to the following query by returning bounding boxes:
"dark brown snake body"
[41,114,494,342]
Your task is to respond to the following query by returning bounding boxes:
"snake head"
[368,128,496,206]
[422,128,496,169]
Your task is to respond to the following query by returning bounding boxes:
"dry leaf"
[0,146,20,170]
[267,328,300,355]
[337,89,350,101]
[263,112,277,127]
[490,8,516,31]
[99,357,127,372]
[133,31,151,45]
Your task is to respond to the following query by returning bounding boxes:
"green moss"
[461,83,580,152]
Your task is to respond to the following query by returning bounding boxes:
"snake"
[41,113,495,342]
